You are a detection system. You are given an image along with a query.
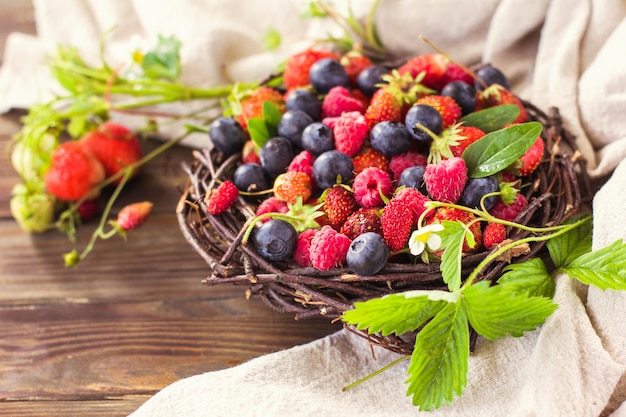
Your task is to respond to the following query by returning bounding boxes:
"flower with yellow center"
[409,224,445,256]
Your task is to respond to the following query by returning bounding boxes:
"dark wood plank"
[0,398,148,417]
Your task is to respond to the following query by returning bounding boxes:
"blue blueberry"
[398,165,428,195]
[356,65,389,97]
[285,90,322,120]
[312,150,354,189]
[458,176,499,210]
[474,64,510,91]
[208,117,247,157]
[309,58,349,93]
[404,104,442,143]
[301,122,334,156]
[233,163,271,193]
[260,137,294,178]
[441,81,477,116]
[370,121,412,157]
[277,110,314,148]
[346,232,389,276]
[252,219,298,262]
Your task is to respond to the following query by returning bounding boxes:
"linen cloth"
[1,0,626,415]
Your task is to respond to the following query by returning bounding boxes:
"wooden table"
[0,3,337,416]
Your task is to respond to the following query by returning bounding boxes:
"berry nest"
[176,101,591,355]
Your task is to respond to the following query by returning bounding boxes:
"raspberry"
[352,167,393,208]
[393,187,431,226]
[389,151,427,180]
[340,207,383,240]
[489,193,528,222]
[352,147,389,175]
[309,225,352,270]
[381,199,414,251]
[287,150,315,178]
[206,180,239,215]
[423,157,468,203]
[483,222,507,250]
[322,86,366,118]
[293,228,317,267]
[256,196,289,223]
[334,111,368,157]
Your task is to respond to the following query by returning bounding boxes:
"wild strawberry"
[449,125,485,158]
[293,228,318,267]
[44,141,105,201]
[10,189,55,233]
[483,222,507,250]
[283,49,338,90]
[235,87,286,132]
[77,199,99,221]
[340,51,373,86]
[393,187,431,226]
[438,62,474,89]
[321,86,366,118]
[273,171,313,205]
[363,88,403,131]
[397,53,448,90]
[80,122,143,183]
[513,136,545,176]
[381,199,414,251]
[352,167,393,208]
[323,185,358,230]
[489,192,528,222]
[256,196,289,223]
[333,111,368,157]
[476,84,528,123]
[428,207,483,253]
[116,201,153,231]
[423,157,468,203]
[352,147,389,175]
[287,150,315,178]
[309,225,352,270]
[206,180,239,215]
[340,207,383,240]
[389,151,427,180]
[415,95,462,128]
[242,141,260,164]
[428,124,486,164]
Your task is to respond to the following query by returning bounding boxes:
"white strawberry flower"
[409,223,445,256]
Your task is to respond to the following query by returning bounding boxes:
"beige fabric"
[2,0,626,415]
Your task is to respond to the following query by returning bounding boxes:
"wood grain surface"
[0,2,338,416]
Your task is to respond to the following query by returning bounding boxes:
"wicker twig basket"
[176,101,592,354]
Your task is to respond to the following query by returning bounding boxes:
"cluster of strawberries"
[206,48,545,273]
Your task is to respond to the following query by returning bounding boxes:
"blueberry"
[252,219,298,262]
[301,122,334,156]
[441,81,477,116]
[458,176,499,210]
[474,64,510,91]
[309,58,349,94]
[208,117,247,157]
[260,137,294,178]
[277,110,314,148]
[356,65,389,97]
[370,121,412,157]
[404,104,443,143]
[313,150,354,189]
[398,165,428,195]
[233,163,271,193]
[285,90,322,120]
[346,232,389,276]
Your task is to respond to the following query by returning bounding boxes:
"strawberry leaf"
[459,104,520,132]
[546,216,592,268]
[463,122,542,178]
[138,35,181,81]
[561,239,626,291]
[438,220,468,292]
[498,258,555,299]
[248,117,271,150]
[262,101,282,129]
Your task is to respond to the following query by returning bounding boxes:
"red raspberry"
[322,86,366,118]
[256,196,289,223]
[352,167,393,208]
[483,222,507,250]
[381,199,414,251]
[77,198,99,221]
[309,225,352,270]
[423,157,468,203]
[489,193,528,222]
[352,147,389,175]
[389,151,427,180]
[393,187,431,226]
[340,207,383,240]
[206,180,239,215]
[287,150,315,178]
[334,111,368,157]
[293,228,317,267]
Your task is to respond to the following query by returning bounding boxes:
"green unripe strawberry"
[10,185,56,233]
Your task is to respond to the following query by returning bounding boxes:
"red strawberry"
[363,88,403,130]
[393,187,431,226]
[428,207,483,253]
[77,199,99,221]
[340,207,383,240]
[333,111,368,157]
[293,228,318,267]
[449,125,485,158]
[389,151,427,180]
[283,49,338,90]
[397,53,448,90]
[235,87,286,132]
[206,180,239,215]
[80,122,143,183]
[116,201,153,231]
[321,86,366,118]
[381,199,414,251]
[273,171,313,205]
[340,51,373,86]
[489,192,528,222]
[352,167,393,208]
[483,222,507,250]
[309,225,352,270]
[415,95,462,128]
[423,157,468,203]
[323,185,358,230]
[476,84,528,123]
[438,62,474,89]
[242,141,260,164]
[352,147,389,175]
[44,141,105,201]
[256,196,289,223]
[514,136,545,176]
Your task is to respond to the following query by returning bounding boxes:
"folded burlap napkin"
[2,0,625,415]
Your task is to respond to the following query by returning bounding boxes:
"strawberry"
[514,136,545,176]
[333,111,368,157]
[321,86,366,118]
[116,201,153,231]
[80,122,143,183]
[423,157,468,203]
[476,84,528,123]
[429,124,486,163]
[397,53,448,90]
[415,95,462,128]
[428,207,483,253]
[44,141,105,201]
[483,222,507,250]
[206,180,239,215]
[449,125,485,158]
[489,192,528,222]
[340,207,383,240]
[381,198,414,251]
[352,147,389,175]
[340,51,373,86]
[438,62,474,89]
[10,188,55,233]
[283,49,338,90]
[242,141,260,164]
[363,87,403,131]
[273,171,313,205]
[77,199,99,221]
[323,185,358,230]
[235,87,286,132]
[392,187,431,226]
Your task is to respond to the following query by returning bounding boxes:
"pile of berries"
[205,49,545,277]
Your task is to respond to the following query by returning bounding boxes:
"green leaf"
[561,239,626,291]
[463,281,558,340]
[184,123,210,134]
[438,221,468,292]
[262,101,282,129]
[463,122,542,178]
[405,301,468,410]
[139,35,181,81]
[342,290,452,336]
[262,27,282,51]
[498,258,555,299]
[547,216,592,268]
[247,117,271,149]
[459,104,520,133]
